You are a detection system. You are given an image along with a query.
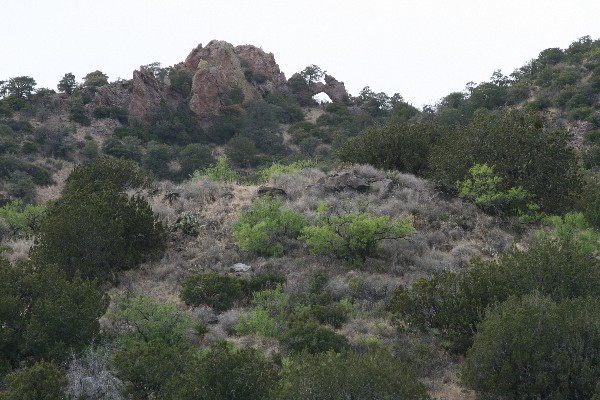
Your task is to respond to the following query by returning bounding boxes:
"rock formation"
[311,74,350,103]
[128,68,163,124]
[122,39,348,123]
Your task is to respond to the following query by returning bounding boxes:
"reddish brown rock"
[235,45,287,94]
[187,40,257,118]
[128,68,163,124]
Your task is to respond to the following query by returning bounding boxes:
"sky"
[2,0,600,108]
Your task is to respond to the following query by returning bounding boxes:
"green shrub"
[428,109,579,214]
[273,349,431,400]
[391,234,600,354]
[164,344,278,400]
[0,262,108,370]
[64,155,153,194]
[461,295,600,400]
[190,156,238,183]
[235,285,289,337]
[2,361,68,400]
[233,196,307,256]
[177,143,215,179]
[30,182,167,281]
[243,272,286,296]
[282,311,350,354]
[260,160,316,182]
[301,203,414,266]
[0,200,45,239]
[110,295,192,346]
[180,273,244,312]
[458,163,543,221]
[92,106,128,123]
[338,122,439,176]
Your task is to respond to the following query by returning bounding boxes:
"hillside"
[1,37,600,399]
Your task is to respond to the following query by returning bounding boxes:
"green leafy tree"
[82,70,108,89]
[338,122,440,175]
[225,134,258,168]
[57,72,76,95]
[461,295,600,400]
[30,182,166,281]
[1,361,68,400]
[1,76,37,99]
[233,196,307,256]
[300,64,324,88]
[142,141,175,180]
[301,203,414,266]
[177,143,215,178]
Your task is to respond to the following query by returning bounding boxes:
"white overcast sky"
[2,0,600,108]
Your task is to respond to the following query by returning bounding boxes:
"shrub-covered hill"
[102,163,519,399]
[3,36,600,399]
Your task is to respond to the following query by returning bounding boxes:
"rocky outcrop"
[181,41,290,118]
[311,74,349,103]
[128,68,163,124]
[186,41,257,118]
[92,81,131,109]
[235,45,287,95]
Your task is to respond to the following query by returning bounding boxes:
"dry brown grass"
[101,166,525,398]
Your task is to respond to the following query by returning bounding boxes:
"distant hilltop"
[92,40,349,124]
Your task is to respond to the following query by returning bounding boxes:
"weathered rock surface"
[128,68,163,124]
[92,81,131,109]
[235,45,287,94]
[307,171,393,196]
[311,74,350,103]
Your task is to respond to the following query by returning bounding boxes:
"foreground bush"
[391,235,600,353]
[30,182,167,281]
[461,295,600,399]
[273,349,430,400]
[0,262,108,373]
[1,361,67,400]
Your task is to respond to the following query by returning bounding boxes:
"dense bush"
[0,200,45,239]
[93,105,128,124]
[163,344,278,400]
[338,122,440,175]
[233,196,307,256]
[0,261,108,373]
[273,349,431,400]
[191,156,238,183]
[428,109,579,213]
[1,361,68,400]
[458,163,542,220]
[180,273,244,312]
[391,234,600,353]
[63,155,153,195]
[301,203,414,266]
[30,182,166,281]
[461,295,600,399]
[281,311,350,354]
